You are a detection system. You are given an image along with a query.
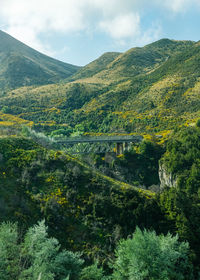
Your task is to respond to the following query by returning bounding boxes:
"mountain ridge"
[69,51,121,82]
[0,35,199,137]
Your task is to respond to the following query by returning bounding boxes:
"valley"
[0,30,199,279]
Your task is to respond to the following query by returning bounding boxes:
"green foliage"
[70,52,121,81]
[196,119,200,128]
[0,222,20,280]
[1,106,9,113]
[0,36,200,278]
[104,141,164,187]
[112,227,193,280]
[0,220,83,280]
[158,125,200,274]
[0,220,195,280]
[21,220,84,280]
[0,136,164,266]
[161,126,200,192]
[80,262,107,280]
[50,127,73,138]
[159,186,200,276]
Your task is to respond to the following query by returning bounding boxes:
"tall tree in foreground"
[0,220,84,280]
[112,227,193,280]
[0,222,20,280]
[20,220,84,280]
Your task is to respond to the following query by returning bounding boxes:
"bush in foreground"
[112,227,193,280]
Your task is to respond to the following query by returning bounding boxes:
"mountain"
[0,30,80,90]
[69,51,121,81]
[0,37,200,275]
[0,38,199,137]
[71,39,194,83]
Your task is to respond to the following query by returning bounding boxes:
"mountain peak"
[0,30,80,90]
[145,38,195,49]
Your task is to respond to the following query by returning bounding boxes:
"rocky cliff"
[159,162,177,189]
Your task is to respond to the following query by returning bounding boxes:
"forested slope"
[0,124,200,276]
[0,136,159,263]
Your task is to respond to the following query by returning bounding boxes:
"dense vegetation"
[158,125,200,271]
[0,222,193,280]
[0,123,200,277]
[112,227,193,280]
[0,136,162,265]
[0,34,200,278]
[80,140,164,188]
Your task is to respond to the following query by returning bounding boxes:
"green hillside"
[78,39,194,82]
[0,38,199,137]
[69,51,121,81]
[0,30,80,90]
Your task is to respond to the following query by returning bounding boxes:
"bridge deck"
[55,135,143,144]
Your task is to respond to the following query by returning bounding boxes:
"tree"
[112,227,193,280]
[0,222,20,280]
[196,119,200,128]
[80,262,108,280]
[0,221,84,280]
[20,220,84,280]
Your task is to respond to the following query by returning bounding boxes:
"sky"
[0,0,200,66]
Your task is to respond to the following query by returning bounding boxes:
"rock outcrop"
[159,162,177,189]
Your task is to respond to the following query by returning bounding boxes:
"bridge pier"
[116,143,124,155]
[116,142,132,155]
[124,142,129,152]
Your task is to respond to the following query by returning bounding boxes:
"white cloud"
[163,0,190,12]
[1,0,199,58]
[138,23,162,46]
[1,0,87,33]
[99,13,140,39]
[160,0,200,13]
[90,0,136,16]
[99,13,161,48]
[0,0,151,55]
[0,0,88,53]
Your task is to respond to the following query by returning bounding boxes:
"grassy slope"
[69,52,121,81]
[0,38,199,135]
[84,39,194,82]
